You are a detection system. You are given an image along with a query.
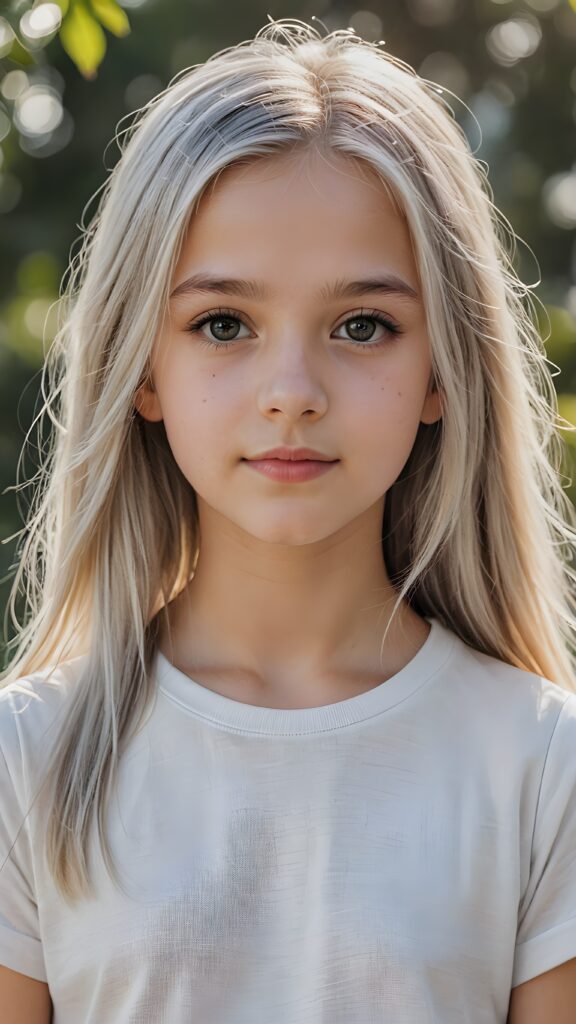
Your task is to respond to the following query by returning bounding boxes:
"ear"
[420,377,443,425]
[134,378,163,423]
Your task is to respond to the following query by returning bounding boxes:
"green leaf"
[89,0,130,37]
[60,1,107,79]
[6,37,36,67]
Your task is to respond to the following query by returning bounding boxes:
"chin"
[238,518,340,547]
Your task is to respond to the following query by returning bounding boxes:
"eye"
[185,307,252,348]
[334,309,403,348]
[184,306,404,351]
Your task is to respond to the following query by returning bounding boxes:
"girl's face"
[137,147,441,547]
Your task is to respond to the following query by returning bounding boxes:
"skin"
[136,146,443,708]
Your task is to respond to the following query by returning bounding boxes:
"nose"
[255,336,329,422]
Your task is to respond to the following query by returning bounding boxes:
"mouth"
[242,458,339,463]
[241,457,339,483]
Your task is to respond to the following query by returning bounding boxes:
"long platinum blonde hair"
[2,17,575,905]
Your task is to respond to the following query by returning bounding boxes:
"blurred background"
[1,0,576,662]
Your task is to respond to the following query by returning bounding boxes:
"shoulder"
[443,630,576,758]
[0,655,85,729]
[0,656,87,802]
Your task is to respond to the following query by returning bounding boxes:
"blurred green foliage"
[1,0,576,656]
[2,0,131,78]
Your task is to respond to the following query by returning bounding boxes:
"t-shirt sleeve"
[0,688,47,982]
[512,690,576,987]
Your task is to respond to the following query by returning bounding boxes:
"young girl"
[1,16,575,1023]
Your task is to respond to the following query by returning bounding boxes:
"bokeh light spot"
[486,17,542,65]
[348,10,383,40]
[19,3,62,43]
[23,297,54,339]
[1,70,29,102]
[124,73,164,111]
[14,86,63,136]
[543,171,576,229]
[418,52,470,98]
[467,89,512,145]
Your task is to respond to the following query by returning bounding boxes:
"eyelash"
[184,306,404,352]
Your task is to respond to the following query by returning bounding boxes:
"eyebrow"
[169,272,420,303]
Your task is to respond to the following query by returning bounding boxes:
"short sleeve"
[512,691,576,987]
[0,688,47,982]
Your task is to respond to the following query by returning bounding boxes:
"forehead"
[198,146,403,219]
[175,147,417,291]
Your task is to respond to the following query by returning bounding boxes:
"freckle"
[202,398,207,403]
[211,373,215,378]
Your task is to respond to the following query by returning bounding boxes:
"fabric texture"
[1,616,576,1023]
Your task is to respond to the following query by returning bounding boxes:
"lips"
[245,447,338,462]
[244,458,338,483]
[249,457,336,462]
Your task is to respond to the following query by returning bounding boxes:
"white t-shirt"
[1,616,576,1023]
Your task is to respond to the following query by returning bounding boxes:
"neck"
[157,498,429,703]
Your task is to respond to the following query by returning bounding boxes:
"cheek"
[345,374,426,475]
[157,363,243,477]
[359,370,426,430]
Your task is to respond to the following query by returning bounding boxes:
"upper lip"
[246,446,338,462]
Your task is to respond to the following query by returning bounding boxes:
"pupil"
[350,318,374,340]
[213,318,238,340]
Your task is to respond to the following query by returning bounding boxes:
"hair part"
[2,17,576,905]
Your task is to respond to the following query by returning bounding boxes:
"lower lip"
[244,459,339,482]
